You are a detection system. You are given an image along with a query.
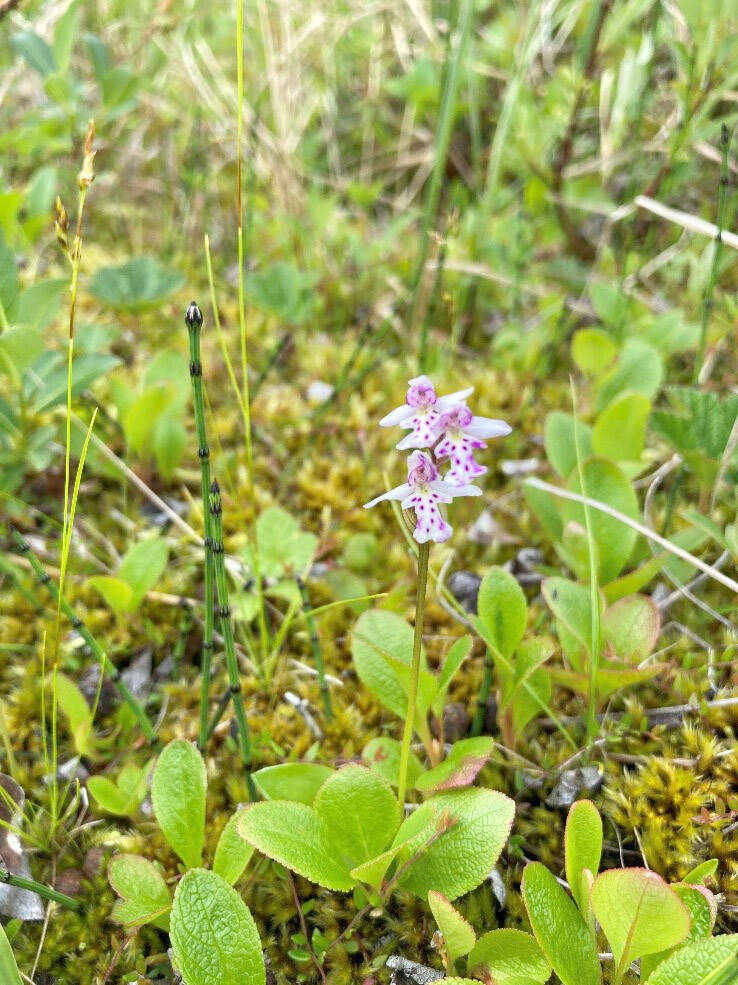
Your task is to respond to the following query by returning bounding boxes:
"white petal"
[436,387,474,410]
[396,431,436,450]
[379,404,414,427]
[465,417,512,439]
[430,480,482,498]
[408,374,434,387]
[363,483,413,508]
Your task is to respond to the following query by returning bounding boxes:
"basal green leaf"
[87,575,135,615]
[592,393,651,463]
[564,800,602,915]
[314,765,400,869]
[152,740,206,869]
[645,935,738,985]
[428,891,476,967]
[590,868,690,970]
[544,412,593,479]
[238,801,354,891]
[170,869,265,985]
[468,928,551,984]
[117,537,169,607]
[213,810,255,886]
[108,854,171,931]
[252,763,334,804]
[521,862,600,985]
[476,566,527,661]
[0,922,22,985]
[602,594,660,662]
[393,788,515,900]
[352,609,426,719]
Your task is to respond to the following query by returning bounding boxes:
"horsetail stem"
[185,301,216,751]
[295,575,332,720]
[209,479,257,801]
[0,865,80,911]
[8,527,159,746]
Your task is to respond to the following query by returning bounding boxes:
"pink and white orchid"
[379,375,474,450]
[434,404,512,485]
[364,451,481,543]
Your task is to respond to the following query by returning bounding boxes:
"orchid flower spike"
[435,404,512,486]
[379,375,474,450]
[364,451,481,543]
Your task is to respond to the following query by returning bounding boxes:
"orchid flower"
[434,404,512,485]
[364,451,481,543]
[379,375,474,450]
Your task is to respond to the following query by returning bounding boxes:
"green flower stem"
[471,647,495,736]
[209,480,257,801]
[9,527,158,746]
[0,866,80,911]
[695,123,732,383]
[397,541,431,808]
[296,576,332,720]
[186,303,216,751]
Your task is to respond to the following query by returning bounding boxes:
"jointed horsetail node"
[185,301,216,751]
[209,479,257,801]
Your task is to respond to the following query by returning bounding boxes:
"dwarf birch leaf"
[521,862,600,985]
[151,740,206,869]
[468,928,552,984]
[645,935,738,985]
[564,800,602,915]
[238,801,354,891]
[392,788,515,900]
[428,891,476,966]
[590,868,690,970]
[170,869,265,985]
[314,765,400,869]
[252,763,334,804]
[602,595,660,662]
[213,810,254,886]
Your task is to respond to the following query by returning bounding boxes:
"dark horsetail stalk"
[185,301,216,751]
[8,527,159,746]
[209,479,257,801]
[0,864,80,911]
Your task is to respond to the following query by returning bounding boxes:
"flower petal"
[379,404,414,427]
[436,387,474,410]
[465,417,512,439]
[430,480,482,498]
[363,483,413,508]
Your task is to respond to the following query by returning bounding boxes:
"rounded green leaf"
[392,788,515,900]
[645,935,738,985]
[108,854,171,930]
[562,459,639,582]
[476,566,527,660]
[468,928,551,984]
[602,595,660,662]
[314,765,400,869]
[170,869,265,985]
[593,393,651,463]
[213,810,254,886]
[351,609,426,718]
[572,328,617,376]
[252,763,334,804]
[641,884,718,981]
[238,801,353,891]
[544,412,593,479]
[590,868,690,968]
[521,862,600,985]
[415,737,494,792]
[152,740,206,869]
[428,891,476,966]
[565,800,602,914]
